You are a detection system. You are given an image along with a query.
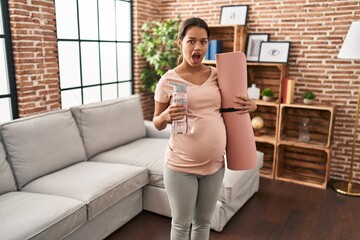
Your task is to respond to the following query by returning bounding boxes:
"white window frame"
[55,0,133,109]
[0,0,18,122]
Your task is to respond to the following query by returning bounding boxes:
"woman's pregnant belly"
[168,118,227,168]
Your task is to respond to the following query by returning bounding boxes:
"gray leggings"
[164,165,225,240]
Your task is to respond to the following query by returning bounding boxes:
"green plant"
[261,88,274,97]
[137,17,181,92]
[303,91,315,99]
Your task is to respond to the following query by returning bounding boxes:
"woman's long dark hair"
[177,17,211,65]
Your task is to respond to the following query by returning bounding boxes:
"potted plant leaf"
[303,91,316,104]
[137,17,181,92]
[261,88,274,101]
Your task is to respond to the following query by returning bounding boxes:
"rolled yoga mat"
[216,51,258,170]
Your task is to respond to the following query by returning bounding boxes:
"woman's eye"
[202,41,208,45]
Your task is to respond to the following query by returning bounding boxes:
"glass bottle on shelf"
[298,117,310,142]
[247,83,260,100]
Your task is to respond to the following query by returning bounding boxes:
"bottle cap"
[169,82,186,93]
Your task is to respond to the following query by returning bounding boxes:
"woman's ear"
[177,39,182,49]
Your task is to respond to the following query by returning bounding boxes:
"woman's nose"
[194,42,201,50]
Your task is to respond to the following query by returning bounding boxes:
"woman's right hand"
[153,101,187,131]
[167,104,187,122]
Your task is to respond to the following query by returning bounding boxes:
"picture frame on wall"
[246,33,269,62]
[258,41,291,63]
[220,5,248,25]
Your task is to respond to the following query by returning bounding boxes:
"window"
[55,0,133,109]
[0,0,18,123]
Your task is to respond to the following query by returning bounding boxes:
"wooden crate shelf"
[279,104,335,148]
[247,63,288,103]
[250,104,279,141]
[203,25,247,65]
[248,64,287,180]
[209,25,247,53]
[276,104,335,188]
[256,142,276,179]
[276,143,331,189]
[253,99,279,106]
[277,139,328,151]
[255,135,276,145]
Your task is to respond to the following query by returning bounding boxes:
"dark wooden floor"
[106,177,360,240]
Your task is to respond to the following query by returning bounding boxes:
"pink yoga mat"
[216,51,258,170]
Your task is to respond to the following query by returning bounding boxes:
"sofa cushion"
[71,95,147,159]
[90,138,169,188]
[0,191,86,240]
[219,151,264,203]
[0,110,87,189]
[144,120,171,138]
[0,136,17,194]
[22,161,149,220]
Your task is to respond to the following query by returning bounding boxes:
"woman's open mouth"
[192,53,201,63]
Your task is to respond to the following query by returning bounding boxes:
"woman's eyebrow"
[187,37,208,40]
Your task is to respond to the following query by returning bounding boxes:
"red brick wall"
[155,0,360,183]
[8,0,60,117]
[133,0,161,120]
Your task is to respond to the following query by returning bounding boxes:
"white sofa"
[0,95,263,239]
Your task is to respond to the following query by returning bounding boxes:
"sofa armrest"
[144,120,171,138]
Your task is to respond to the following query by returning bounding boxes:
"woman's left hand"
[233,95,257,114]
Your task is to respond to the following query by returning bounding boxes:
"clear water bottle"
[169,82,188,134]
[298,118,310,142]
